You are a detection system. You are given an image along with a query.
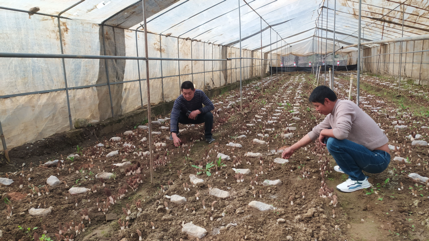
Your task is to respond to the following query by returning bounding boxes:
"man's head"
[181,81,195,101]
[308,85,337,115]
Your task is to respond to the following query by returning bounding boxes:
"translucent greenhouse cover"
[0,0,427,56]
[1,0,428,151]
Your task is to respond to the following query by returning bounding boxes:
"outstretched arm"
[282,134,313,159]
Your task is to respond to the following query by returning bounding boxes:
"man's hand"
[318,133,327,146]
[172,133,181,147]
[188,110,201,120]
[282,146,295,159]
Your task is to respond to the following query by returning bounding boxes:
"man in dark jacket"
[170,81,215,146]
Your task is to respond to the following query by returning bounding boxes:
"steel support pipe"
[238,0,243,111]
[141,0,154,183]
[357,0,362,106]
[331,0,336,91]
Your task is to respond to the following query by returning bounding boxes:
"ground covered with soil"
[1,72,428,241]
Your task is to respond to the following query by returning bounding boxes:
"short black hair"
[181,81,195,91]
[308,85,337,104]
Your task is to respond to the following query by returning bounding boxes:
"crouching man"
[170,81,215,147]
[282,86,391,192]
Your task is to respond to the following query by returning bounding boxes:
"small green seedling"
[76,145,82,155]
[192,162,215,176]
[18,226,38,239]
[68,156,75,162]
[39,234,54,241]
[365,188,374,195]
[216,157,226,168]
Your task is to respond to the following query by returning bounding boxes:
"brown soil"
[1,72,428,241]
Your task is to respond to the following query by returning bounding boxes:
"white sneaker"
[336,177,371,193]
[334,165,345,173]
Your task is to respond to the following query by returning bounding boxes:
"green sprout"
[192,162,215,176]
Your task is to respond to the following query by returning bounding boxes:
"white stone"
[46,176,60,187]
[248,201,275,212]
[412,140,428,146]
[226,142,242,148]
[236,135,247,138]
[262,179,282,186]
[388,145,398,151]
[160,126,169,130]
[277,218,286,223]
[209,188,230,199]
[282,133,293,139]
[106,150,118,157]
[44,160,59,167]
[408,173,429,184]
[138,125,148,129]
[96,172,114,179]
[123,130,134,135]
[67,154,79,159]
[152,121,162,125]
[189,174,204,185]
[253,139,266,144]
[393,156,406,162]
[246,124,255,127]
[391,121,398,125]
[29,207,53,216]
[394,125,407,129]
[274,158,289,164]
[154,142,166,147]
[182,222,207,239]
[255,115,263,119]
[415,134,422,139]
[69,187,90,195]
[140,137,147,142]
[244,152,262,157]
[232,168,250,175]
[113,162,131,167]
[292,117,300,120]
[0,177,14,186]
[165,195,187,204]
[152,131,162,135]
[217,153,231,161]
[110,137,121,141]
[285,127,296,131]
[123,142,135,148]
[95,143,104,147]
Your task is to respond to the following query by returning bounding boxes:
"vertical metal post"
[398,3,405,89]
[203,42,206,90]
[101,25,115,118]
[332,0,336,90]
[160,34,164,102]
[270,27,272,78]
[356,0,362,106]
[141,0,154,183]
[220,46,222,86]
[260,18,263,78]
[212,44,214,85]
[57,17,74,130]
[135,28,144,108]
[177,37,181,95]
[419,40,424,85]
[324,0,328,84]
[411,40,415,80]
[0,121,7,153]
[238,0,242,111]
[191,41,194,83]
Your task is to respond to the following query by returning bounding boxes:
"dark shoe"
[205,137,215,144]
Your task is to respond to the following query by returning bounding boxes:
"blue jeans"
[326,137,391,181]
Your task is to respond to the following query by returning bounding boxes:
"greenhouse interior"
[0,0,429,240]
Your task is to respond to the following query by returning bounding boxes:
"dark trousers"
[177,112,213,138]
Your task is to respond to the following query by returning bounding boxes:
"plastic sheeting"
[1,0,429,150]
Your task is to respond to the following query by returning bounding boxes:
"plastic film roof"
[1,0,428,56]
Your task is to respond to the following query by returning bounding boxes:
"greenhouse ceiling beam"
[103,0,179,28]
[251,28,315,51]
[387,0,428,12]
[242,0,288,46]
[346,0,429,22]
[0,6,71,19]
[316,27,373,42]
[161,0,229,34]
[323,6,429,32]
[343,34,429,49]
[266,36,313,53]
[174,0,257,37]
[225,19,294,46]
[0,52,229,61]
[319,13,403,40]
